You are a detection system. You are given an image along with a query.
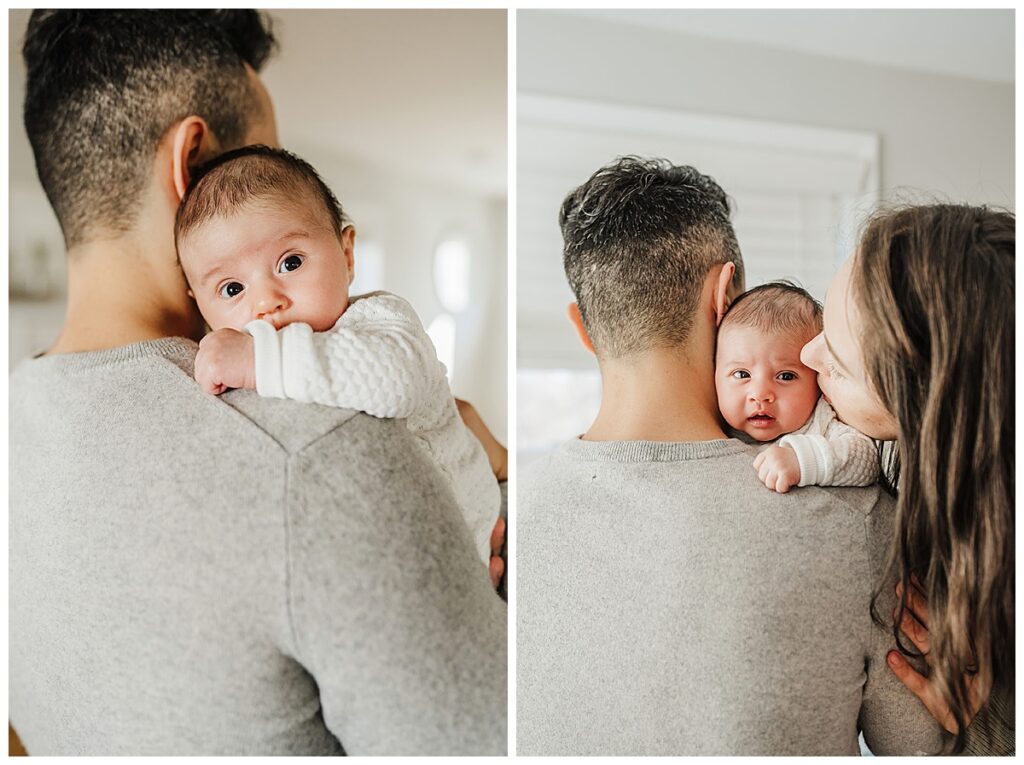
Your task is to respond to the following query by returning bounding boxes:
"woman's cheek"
[831,381,897,441]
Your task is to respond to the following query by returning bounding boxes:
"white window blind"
[517,93,880,372]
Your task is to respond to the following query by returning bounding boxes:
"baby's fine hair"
[721,280,823,340]
[174,145,347,248]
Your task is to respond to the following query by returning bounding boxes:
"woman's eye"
[778,372,797,382]
[279,254,304,273]
[731,370,750,380]
[219,281,244,299]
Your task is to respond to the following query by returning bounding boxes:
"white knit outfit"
[244,291,500,565]
[774,397,878,487]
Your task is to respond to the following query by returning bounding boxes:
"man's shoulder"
[518,447,578,498]
[220,388,366,454]
[803,481,896,519]
[518,439,894,521]
[10,339,418,460]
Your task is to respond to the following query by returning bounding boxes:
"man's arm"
[282,415,506,755]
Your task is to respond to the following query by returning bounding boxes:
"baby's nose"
[254,287,290,318]
[751,389,775,404]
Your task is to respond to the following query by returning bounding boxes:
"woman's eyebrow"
[823,332,855,376]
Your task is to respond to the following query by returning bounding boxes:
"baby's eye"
[279,254,304,273]
[219,281,245,299]
[731,370,750,380]
[777,371,797,382]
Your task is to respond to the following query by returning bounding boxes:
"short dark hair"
[23,10,277,248]
[175,145,347,254]
[720,280,822,341]
[560,156,744,358]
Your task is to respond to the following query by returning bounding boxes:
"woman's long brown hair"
[853,204,1014,753]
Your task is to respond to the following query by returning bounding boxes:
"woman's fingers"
[897,580,930,627]
[489,517,506,588]
[489,555,504,588]
[886,651,958,733]
[490,517,505,556]
[893,581,931,664]
[897,607,930,656]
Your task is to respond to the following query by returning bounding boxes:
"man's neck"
[584,346,728,443]
[48,236,205,356]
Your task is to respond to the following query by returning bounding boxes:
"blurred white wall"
[519,10,1013,207]
[9,9,508,440]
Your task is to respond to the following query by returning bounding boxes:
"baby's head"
[715,281,822,441]
[175,145,354,332]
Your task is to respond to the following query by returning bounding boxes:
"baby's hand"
[753,444,801,493]
[195,329,256,395]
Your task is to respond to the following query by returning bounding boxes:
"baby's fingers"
[195,363,224,395]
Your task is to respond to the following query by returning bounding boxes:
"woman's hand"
[489,517,505,589]
[886,579,981,734]
[452,399,506,589]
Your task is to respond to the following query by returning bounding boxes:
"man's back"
[516,438,941,755]
[10,339,506,755]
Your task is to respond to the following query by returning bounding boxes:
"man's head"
[23,10,278,248]
[175,146,355,333]
[560,156,744,359]
[715,282,822,441]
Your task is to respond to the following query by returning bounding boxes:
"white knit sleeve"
[244,318,286,398]
[778,398,879,487]
[248,293,443,419]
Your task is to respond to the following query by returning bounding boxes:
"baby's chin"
[742,428,780,442]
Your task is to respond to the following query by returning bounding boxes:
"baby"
[174,145,501,567]
[714,281,878,493]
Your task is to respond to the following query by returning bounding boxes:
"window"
[518,368,602,465]
[349,239,385,296]
[427,236,472,383]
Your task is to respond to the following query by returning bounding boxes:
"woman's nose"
[801,333,824,372]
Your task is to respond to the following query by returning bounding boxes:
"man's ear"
[341,226,356,285]
[713,262,736,327]
[171,117,216,201]
[567,302,596,355]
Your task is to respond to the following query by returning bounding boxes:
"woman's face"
[800,257,899,441]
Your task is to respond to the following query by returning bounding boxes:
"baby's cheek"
[196,299,237,332]
[718,389,746,430]
[798,383,821,417]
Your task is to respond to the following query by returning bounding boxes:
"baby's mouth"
[746,412,776,428]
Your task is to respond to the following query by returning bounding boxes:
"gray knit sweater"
[9,338,506,755]
[516,437,944,756]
